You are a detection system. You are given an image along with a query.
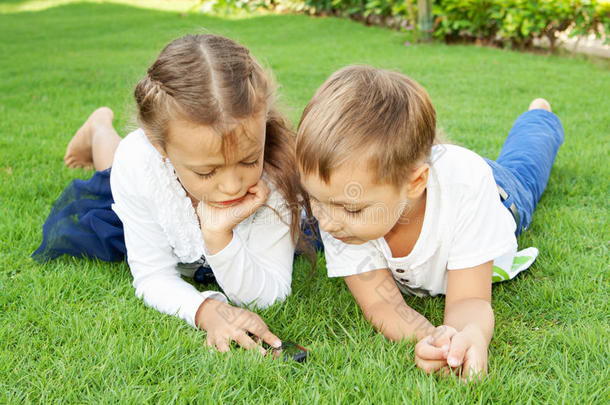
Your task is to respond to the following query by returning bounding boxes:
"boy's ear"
[405,163,429,199]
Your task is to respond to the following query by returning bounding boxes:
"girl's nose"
[218,169,243,197]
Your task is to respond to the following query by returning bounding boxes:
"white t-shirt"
[322,144,518,296]
[110,129,295,327]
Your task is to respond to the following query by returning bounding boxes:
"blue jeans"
[484,109,564,236]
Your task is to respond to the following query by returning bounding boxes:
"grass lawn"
[1,1,608,403]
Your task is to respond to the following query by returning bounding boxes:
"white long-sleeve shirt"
[110,129,295,327]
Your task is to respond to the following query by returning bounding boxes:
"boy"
[296,66,563,380]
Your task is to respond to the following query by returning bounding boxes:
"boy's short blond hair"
[296,65,437,187]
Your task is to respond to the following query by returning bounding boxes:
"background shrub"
[200,0,610,50]
[433,0,610,50]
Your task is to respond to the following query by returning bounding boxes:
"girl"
[296,66,564,380]
[34,34,311,353]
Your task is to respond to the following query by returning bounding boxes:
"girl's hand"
[444,325,489,382]
[196,298,281,354]
[197,179,270,254]
[414,325,457,373]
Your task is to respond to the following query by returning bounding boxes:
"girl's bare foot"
[528,98,552,112]
[64,107,114,169]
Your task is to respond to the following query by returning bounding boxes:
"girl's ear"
[405,163,429,199]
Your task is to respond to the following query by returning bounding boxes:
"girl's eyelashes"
[241,159,260,167]
[196,169,216,179]
[194,159,259,179]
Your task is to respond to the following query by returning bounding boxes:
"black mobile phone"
[272,341,308,363]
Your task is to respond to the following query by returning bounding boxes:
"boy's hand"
[444,325,489,382]
[415,324,488,381]
[414,325,457,373]
[197,179,270,254]
[196,298,281,354]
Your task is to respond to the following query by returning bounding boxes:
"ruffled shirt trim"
[137,129,205,263]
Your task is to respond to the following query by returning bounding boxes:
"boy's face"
[301,162,414,245]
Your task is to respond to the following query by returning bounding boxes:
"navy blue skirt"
[32,169,126,263]
[32,169,219,283]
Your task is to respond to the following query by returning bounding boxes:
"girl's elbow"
[266,282,292,307]
[255,281,291,309]
[277,282,291,302]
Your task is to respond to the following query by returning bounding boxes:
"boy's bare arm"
[444,261,495,343]
[420,260,494,378]
[414,262,495,378]
[344,269,435,342]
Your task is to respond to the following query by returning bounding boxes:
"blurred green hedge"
[432,0,609,50]
[200,0,609,49]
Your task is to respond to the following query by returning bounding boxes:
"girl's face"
[159,113,266,207]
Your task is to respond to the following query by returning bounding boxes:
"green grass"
[1,1,609,403]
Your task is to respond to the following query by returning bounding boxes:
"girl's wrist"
[195,297,220,330]
[201,228,234,255]
[201,224,233,237]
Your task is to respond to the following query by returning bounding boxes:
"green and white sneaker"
[492,247,539,283]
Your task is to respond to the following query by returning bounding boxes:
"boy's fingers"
[415,340,447,360]
[466,368,487,383]
[436,365,453,377]
[447,334,469,368]
[415,356,446,374]
[438,366,458,377]
[431,325,457,348]
[462,349,487,381]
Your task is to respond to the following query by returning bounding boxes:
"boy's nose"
[311,202,343,233]
[318,215,342,234]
